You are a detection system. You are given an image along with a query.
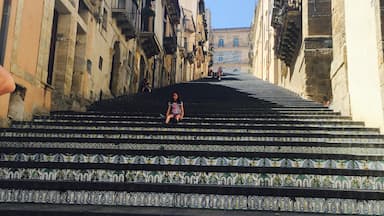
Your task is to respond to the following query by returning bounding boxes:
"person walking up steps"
[165,91,184,124]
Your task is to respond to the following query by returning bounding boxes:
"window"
[117,0,126,8]
[78,0,88,12]
[233,37,239,47]
[102,8,108,30]
[218,38,224,48]
[98,56,103,70]
[128,51,133,68]
[87,59,92,74]
[218,56,223,62]
[184,37,188,49]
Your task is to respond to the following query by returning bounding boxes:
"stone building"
[250,0,332,100]
[211,27,250,73]
[330,0,384,131]
[0,0,208,127]
[249,0,280,84]
[250,0,384,131]
[178,0,210,81]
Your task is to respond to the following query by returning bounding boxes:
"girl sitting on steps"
[165,91,184,124]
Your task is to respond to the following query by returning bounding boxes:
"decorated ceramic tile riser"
[42,114,348,121]
[11,125,375,135]
[1,132,383,143]
[31,119,366,128]
[1,153,383,171]
[1,168,383,190]
[1,142,384,156]
[0,189,382,215]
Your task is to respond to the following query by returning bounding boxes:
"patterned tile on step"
[0,189,383,214]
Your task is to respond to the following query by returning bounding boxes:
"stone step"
[0,166,383,192]
[14,117,375,128]
[1,149,384,174]
[1,129,383,143]
[1,149,384,169]
[0,203,335,216]
[1,140,384,157]
[43,113,351,121]
[51,109,339,116]
[0,180,384,211]
[13,120,378,133]
[31,118,366,127]
[10,124,380,136]
[1,188,382,215]
[89,104,330,111]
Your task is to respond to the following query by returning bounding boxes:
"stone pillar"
[36,0,55,86]
[71,32,87,98]
[344,0,384,130]
[329,0,351,116]
[52,13,77,110]
[375,0,384,130]
[304,38,333,103]
[301,0,333,103]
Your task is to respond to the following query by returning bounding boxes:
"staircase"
[1,72,384,215]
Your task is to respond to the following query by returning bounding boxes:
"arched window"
[218,39,224,48]
[233,38,239,47]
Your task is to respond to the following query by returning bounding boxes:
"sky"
[205,0,258,29]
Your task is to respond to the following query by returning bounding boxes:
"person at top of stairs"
[165,91,184,124]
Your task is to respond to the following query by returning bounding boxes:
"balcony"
[182,9,195,33]
[186,52,195,64]
[178,46,186,58]
[111,0,139,40]
[164,36,177,54]
[165,0,181,24]
[138,11,160,57]
[271,0,302,65]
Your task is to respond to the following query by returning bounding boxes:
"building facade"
[0,0,209,127]
[179,0,210,81]
[250,0,384,131]
[249,0,280,84]
[211,27,250,73]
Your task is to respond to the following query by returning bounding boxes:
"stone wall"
[329,0,351,116]
[280,44,307,97]
[0,0,51,127]
[306,0,332,36]
[303,37,332,102]
[250,0,279,83]
[268,0,333,104]
[343,0,384,130]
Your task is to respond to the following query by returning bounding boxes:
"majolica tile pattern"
[2,142,384,156]
[11,125,380,135]
[2,107,384,215]
[2,131,384,143]
[0,189,383,215]
[31,119,369,128]
[1,153,384,171]
[1,168,383,191]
